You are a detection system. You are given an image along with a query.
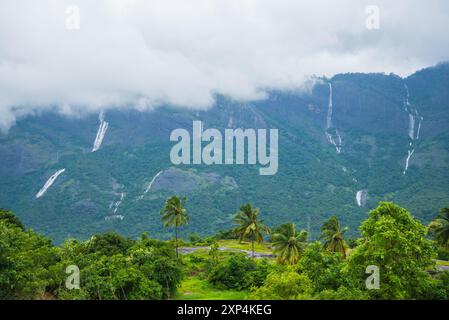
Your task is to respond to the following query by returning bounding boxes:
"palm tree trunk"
[175,226,178,258]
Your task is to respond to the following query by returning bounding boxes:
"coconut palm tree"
[234,204,269,257]
[160,196,189,258]
[429,207,449,249]
[320,215,348,258]
[272,223,308,265]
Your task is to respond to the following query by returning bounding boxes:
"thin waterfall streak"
[36,169,65,198]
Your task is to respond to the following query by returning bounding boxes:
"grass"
[436,260,449,267]
[175,276,248,300]
[217,239,272,254]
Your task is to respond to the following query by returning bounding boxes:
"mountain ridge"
[1,63,448,243]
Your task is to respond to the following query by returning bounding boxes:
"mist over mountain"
[2,1,449,132]
[1,63,448,243]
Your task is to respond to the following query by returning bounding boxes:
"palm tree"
[320,215,348,258]
[160,196,189,258]
[234,204,269,258]
[429,207,449,249]
[272,223,308,265]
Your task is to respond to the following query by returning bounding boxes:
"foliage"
[251,267,313,300]
[313,286,368,300]
[346,202,436,299]
[234,204,269,257]
[320,216,348,258]
[271,223,307,265]
[299,242,346,293]
[0,219,61,299]
[207,254,269,290]
[2,202,449,300]
[85,232,134,256]
[160,196,189,257]
[429,207,449,249]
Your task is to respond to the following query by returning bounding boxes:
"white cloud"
[0,0,448,131]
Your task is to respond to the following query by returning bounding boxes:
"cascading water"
[403,84,423,175]
[326,83,333,130]
[138,170,164,200]
[36,169,65,198]
[92,111,109,152]
[105,191,126,221]
[144,171,163,194]
[325,83,342,154]
[408,114,415,140]
[416,116,423,140]
[356,189,368,207]
[113,192,125,214]
[403,148,415,175]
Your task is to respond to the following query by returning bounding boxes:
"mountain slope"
[0,64,448,243]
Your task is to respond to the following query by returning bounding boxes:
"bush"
[251,268,313,300]
[314,286,369,300]
[207,254,269,290]
[188,233,217,246]
[437,247,449,261]
[299,242,346,293]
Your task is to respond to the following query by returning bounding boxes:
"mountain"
[1,63,448,244]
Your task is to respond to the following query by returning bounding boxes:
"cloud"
[0,0,448,131]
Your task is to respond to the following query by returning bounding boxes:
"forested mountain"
[1,63,448,243]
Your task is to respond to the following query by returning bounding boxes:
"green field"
[216,240,272,254]
[175,277,248,300]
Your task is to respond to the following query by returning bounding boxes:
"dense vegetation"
[1,199,449,300]
[1,64,448,244]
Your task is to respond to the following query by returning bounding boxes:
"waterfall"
[356,189,368,207]
[138,170,164,200]
[403,149,415,175]
[325,83,342,154]
[404,84,411,107]
[92,111,109,152]
[36,169,65,198]
[144,171,163,193]
[112,192,125,214]
[402,84,422,175]
[408,114,415,140]
[415,116,423,140]
[326,83,333,129]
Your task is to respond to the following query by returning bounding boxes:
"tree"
[86,232,133,256]
[207,253,257,290]
[299,242,345,293]
[0,214,60,299]
[160,196,189,258]
[234,204,269,258]
[272,223,307,265]
[347,202,436,299]
[320,216,348,258]
[251,267,313,300]
[0,208,24,230]
[429,207,449,249]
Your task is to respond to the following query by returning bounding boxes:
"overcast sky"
[0,0,448,131]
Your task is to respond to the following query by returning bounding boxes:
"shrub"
[251,268,313,300]
[207,254,258,290]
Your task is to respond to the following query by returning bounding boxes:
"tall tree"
[234,204,269,258]
[272,223,307,265]
[320,215,348,258]
[160,196,189,258]
[347,202,435,299]
[429,207,449,249]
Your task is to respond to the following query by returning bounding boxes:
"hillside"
[0,63,448,243]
